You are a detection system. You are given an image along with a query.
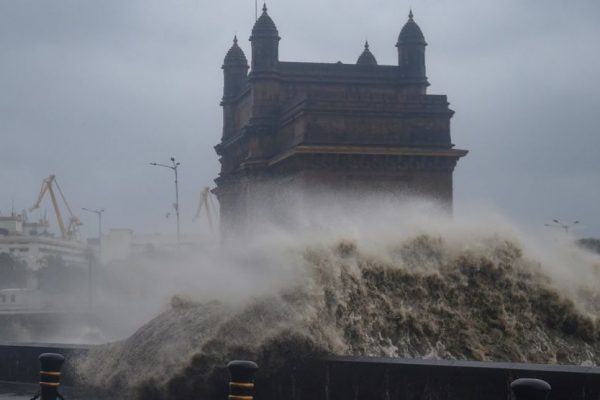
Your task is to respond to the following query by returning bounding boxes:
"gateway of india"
[214,5,467,231]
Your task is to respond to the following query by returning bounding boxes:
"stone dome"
[251,4,279,38]
[223,36,248,67]
[356,41,378,66]
[397,10,426,44]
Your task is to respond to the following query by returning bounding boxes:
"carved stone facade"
[214,6,467,232]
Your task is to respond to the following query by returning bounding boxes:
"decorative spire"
[233,35,238,45]
[365,40,369,50]
[262,3,267,13]
[409,9,413,20]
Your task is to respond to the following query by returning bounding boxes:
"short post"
[38,353,65,400]
[227,360,258,400]
[510,378,551,400]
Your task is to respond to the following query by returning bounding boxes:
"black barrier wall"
[0,343,90,386]
[257,356,600,400]
[1,345,600,400]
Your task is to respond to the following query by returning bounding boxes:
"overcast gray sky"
[1,0,599,238]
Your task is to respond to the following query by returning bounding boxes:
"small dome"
[356,41,378,66]
[397,10,426,44]
[251,4,279,38]
[223,36,248,67]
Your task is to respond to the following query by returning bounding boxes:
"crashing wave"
[75,232,600,400]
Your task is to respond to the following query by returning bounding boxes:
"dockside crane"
[29,175,82,240]
[193,186,217,233]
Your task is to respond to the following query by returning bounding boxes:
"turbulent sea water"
[75,219,600,400]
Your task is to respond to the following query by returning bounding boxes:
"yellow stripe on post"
[39,382,60,387]
[230,382,255,389]
[40,371,61,376]
[229,396,253,400]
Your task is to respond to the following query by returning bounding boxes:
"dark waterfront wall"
[257,356,600,400]
[0,312,92,343]
[0,343,90,386]
[2,346,599,400]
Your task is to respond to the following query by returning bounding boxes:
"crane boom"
[205,194,214,233]
[30,176,50,211]
[194,186,216,233]
[29,175,80,240]
[47,178,68,239]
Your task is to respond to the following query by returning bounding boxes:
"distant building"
[0,214,87,268]
[100,229,203,264]
[0,215,23,236]
[0,288,43,310]
[214,7,467,232]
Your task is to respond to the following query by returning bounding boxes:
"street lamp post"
[544,219,579,234]
[150,157,181,245]
[82,208,104,259]
[82,207,104,311]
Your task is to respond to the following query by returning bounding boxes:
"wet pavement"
[0,382,36,400]
[0,388,76,400]
[0,394,30,400]
[0,382,78,400]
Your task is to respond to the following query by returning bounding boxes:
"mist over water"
[69,192,600,399]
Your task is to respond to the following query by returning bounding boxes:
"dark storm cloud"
[0,0,599,236]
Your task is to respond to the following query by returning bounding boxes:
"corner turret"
[396,10,427,79]
[249,4,280,73]
[222,36,249,101]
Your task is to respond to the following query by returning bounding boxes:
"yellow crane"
[29,175,82,240]
[193,186,217,233]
